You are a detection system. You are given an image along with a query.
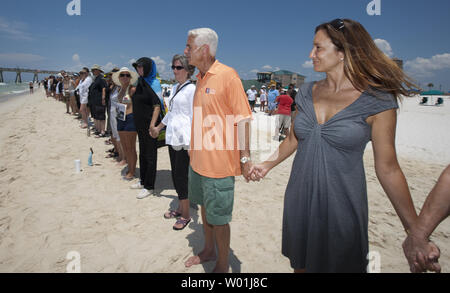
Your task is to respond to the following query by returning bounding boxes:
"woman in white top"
[260,85,267,112]
[152,54,196,231]
[77,69,93,129]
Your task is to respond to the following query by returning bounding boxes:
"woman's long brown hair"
[315,19,417,100]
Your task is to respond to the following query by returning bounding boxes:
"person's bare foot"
[184,250,216,268]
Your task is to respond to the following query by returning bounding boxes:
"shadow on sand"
[122,167,242,272]
[155,169,242,273]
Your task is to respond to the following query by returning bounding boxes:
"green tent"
[420,90,444,95]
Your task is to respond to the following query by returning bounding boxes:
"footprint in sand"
[0,216,11,234]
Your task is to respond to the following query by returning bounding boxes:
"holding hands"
[242,162,271,182]
[149,124,163,139]
[403,232,441,273]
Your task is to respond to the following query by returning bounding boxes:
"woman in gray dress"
[250,19,422,273]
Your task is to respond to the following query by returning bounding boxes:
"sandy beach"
[0,88,448,273]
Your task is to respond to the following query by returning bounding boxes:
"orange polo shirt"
[190,60,252,178]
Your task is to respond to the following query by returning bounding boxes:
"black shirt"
[88,75,107,105]
[288,89,297,112]
[132,78,161,130]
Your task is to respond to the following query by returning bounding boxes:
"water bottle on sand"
[74,159,81,173]
[88,148,93,166]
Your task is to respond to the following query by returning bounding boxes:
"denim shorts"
[268,102,278,111]
[117,113,136,132]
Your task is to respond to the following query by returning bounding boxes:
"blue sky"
[1,0,450,91]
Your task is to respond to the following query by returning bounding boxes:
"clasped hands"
[403,231,441,273]
[149,124,161,139]
[242,162,270,183]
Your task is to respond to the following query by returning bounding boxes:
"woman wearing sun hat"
[112,67,139,180]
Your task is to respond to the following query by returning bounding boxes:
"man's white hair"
[188,28,219,57]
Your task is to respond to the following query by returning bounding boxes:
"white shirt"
[77,75,93,101]
[55,82,61,94]
[259,89,267,101]
[246,89,257,101]
[161,81,196,147]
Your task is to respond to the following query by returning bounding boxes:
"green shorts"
[188,166,235,226]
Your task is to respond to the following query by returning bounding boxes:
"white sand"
[0,89,448,272]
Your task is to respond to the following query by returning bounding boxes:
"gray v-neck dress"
[282,82,398,273]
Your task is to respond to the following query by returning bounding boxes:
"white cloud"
[0,17,33,41]
[262,65,273,70]
[151,56,169,79]
[72,54,80,63]
[68,53,85,72]
[102,62,117,72]
[405,53,450,78]
[250,69,259,73]
[0,53,45,65]
[374,39,393,57]
[152,56,166,67]
[302,60,313,68]
[128,58,136,66]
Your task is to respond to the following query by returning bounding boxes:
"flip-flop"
[164,210,182,219]
[105,152,119,158]
[173,217,191,231]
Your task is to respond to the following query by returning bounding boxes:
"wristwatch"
[240,157,251,164]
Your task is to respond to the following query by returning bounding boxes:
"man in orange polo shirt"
[183,28,253,273]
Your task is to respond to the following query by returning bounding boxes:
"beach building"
[257,70,305,88]
[256,72,272,84]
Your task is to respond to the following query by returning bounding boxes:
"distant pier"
[0,67,69,83]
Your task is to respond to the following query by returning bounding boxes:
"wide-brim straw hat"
[112,67,138,86]
[91,64,104,73]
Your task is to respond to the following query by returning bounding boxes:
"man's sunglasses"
[329,18,345,31]
[171,65,184,71]
[120,74,131,78]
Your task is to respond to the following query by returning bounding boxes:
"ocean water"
[0,82,35,98]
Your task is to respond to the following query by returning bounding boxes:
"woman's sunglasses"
[329,18,345,31]
[120,74,131,78]
[171,65,184,71]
